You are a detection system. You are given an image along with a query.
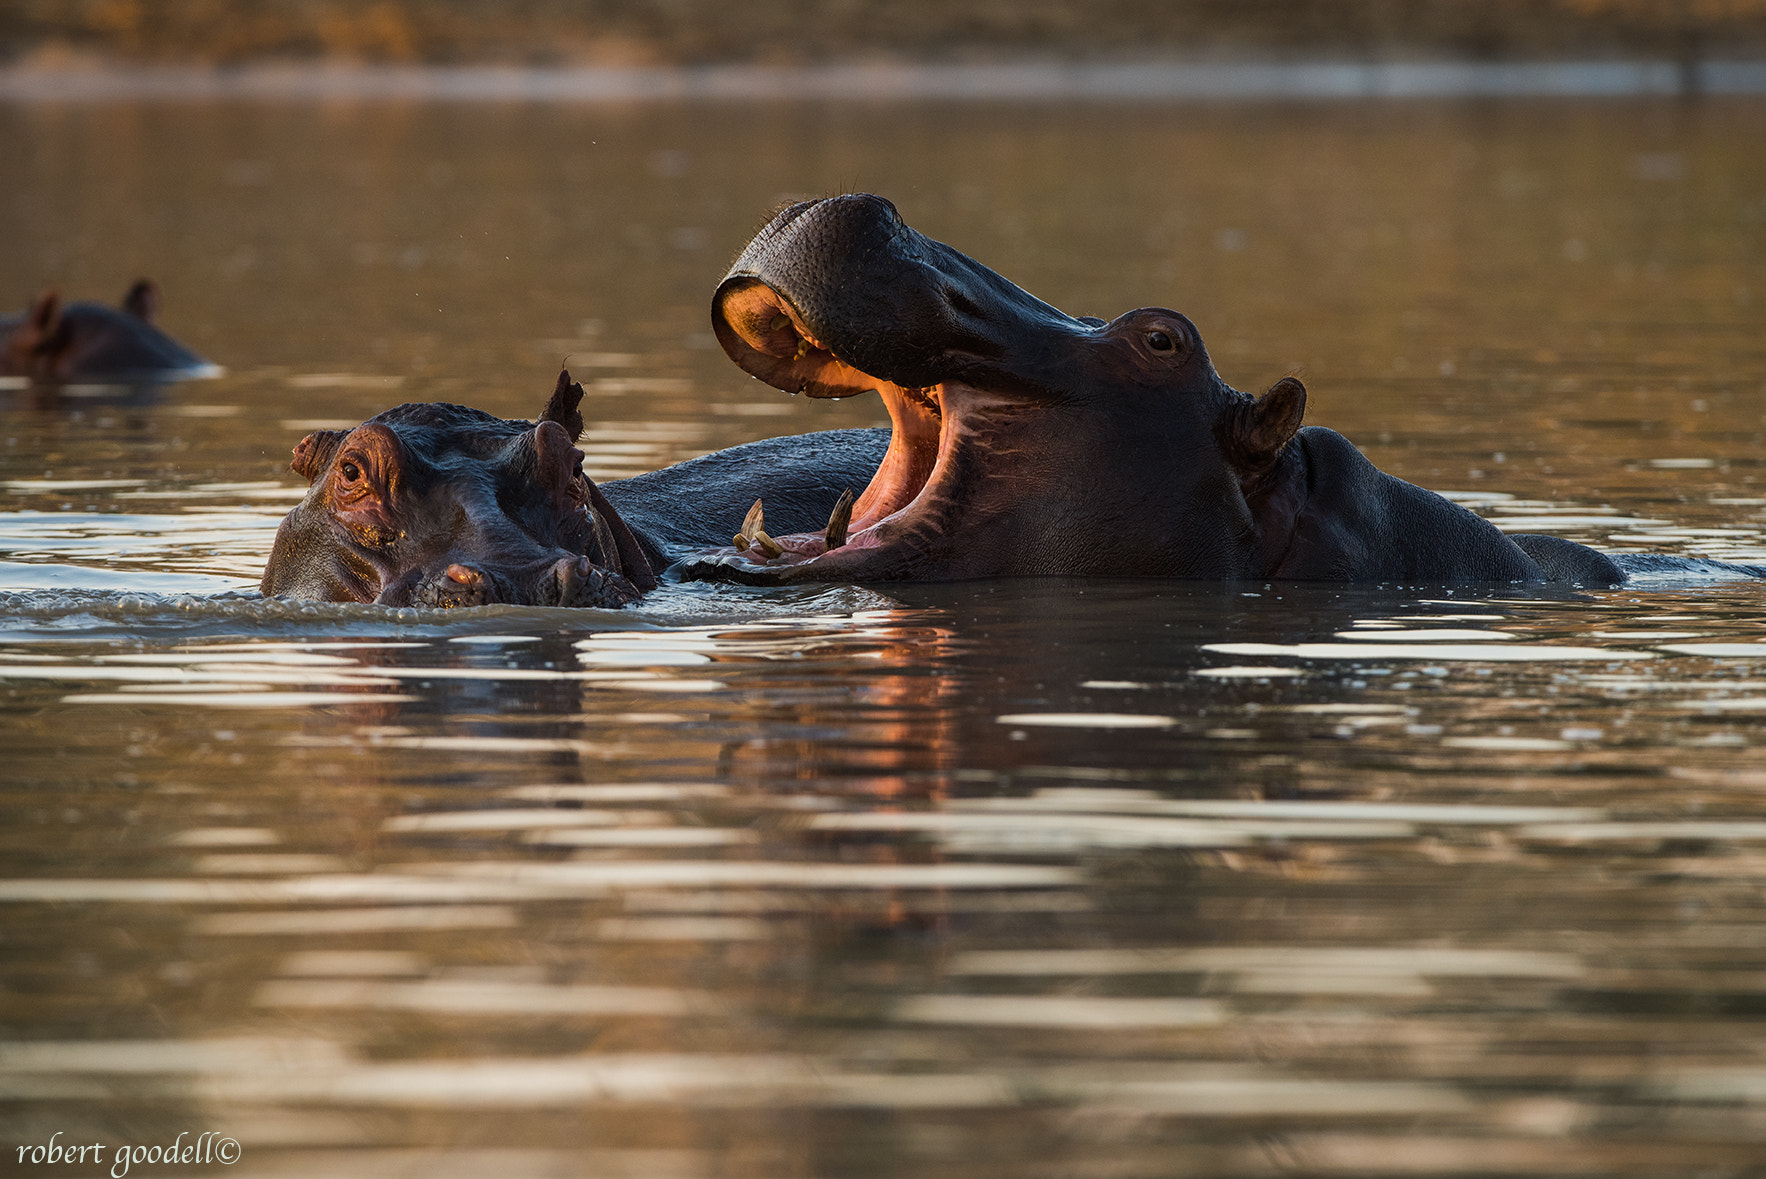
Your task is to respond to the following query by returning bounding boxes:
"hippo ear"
[532,418,585,508]
[4,292,52,371]
[12,291,69,374]
[122,279,160,322]
[540,368,585,443]
[1220,376,1306,476]
[24,291,61,348]
[290,430,347,483]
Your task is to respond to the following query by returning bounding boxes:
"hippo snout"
[401,557,640,611]
[714,192,1086,397]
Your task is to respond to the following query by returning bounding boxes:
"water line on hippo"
[255,194,1766,605]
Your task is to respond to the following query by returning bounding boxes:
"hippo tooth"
[752,529,784,559]
[739,498,765,538]
[824,488,853,550]
[732,498,779,556]
[769,315,790,331]
[730,498,782,559]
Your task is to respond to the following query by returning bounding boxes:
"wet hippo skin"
[0,280,218,384]
[261,372,662,609]
[681,193,1762,589]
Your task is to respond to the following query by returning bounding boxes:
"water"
[3,91,1766,1177]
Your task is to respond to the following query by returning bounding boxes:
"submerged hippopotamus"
[681,193,1758,588]
[262,373,657,608]
[0,281,218,384]
[258,370,884,608]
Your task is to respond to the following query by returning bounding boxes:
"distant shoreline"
[5,59,1766,103]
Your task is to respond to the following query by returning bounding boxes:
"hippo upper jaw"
[710,195,1085,399]
[693,195,1115,584]
[689,195,1266,585]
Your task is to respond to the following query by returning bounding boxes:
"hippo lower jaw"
[687,344,992,583]
[687,398,946,584]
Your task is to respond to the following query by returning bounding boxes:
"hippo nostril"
[945,286,984,320]
[549,555,596,605]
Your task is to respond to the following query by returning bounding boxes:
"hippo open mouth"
[709,273,961,582]
[686,193,1284,584]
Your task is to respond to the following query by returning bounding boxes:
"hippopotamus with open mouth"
[683,193,1757,588]
[1,280,219,384]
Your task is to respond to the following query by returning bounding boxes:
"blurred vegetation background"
[5,0,1766,67]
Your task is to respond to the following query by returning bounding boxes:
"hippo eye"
[339,460,362,482]
[1145,330,1176,353]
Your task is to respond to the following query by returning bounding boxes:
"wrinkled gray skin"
[261,373,660,609]
[0,281,217,383]
[683,193,1761,588]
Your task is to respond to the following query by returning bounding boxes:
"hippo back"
[601,427,889,567]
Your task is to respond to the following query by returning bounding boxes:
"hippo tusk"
[732,498,782,556]
[824,488,853,550]
[733,498,764,551]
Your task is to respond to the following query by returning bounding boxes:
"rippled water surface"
[4,93,1766,1177]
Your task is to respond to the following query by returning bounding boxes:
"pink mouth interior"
[715,283,949,567]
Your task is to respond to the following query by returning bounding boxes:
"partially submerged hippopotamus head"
[688,193,1306,584]
[0,280,219,383]
[260,371,656,608]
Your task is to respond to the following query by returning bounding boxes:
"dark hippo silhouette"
[258,370,886,608]
[0,280,219,384]
[681,193,1761,588]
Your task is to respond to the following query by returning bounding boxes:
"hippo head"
[260,371,656,609]
[0,280,218,383]
[685,193,1307,584]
